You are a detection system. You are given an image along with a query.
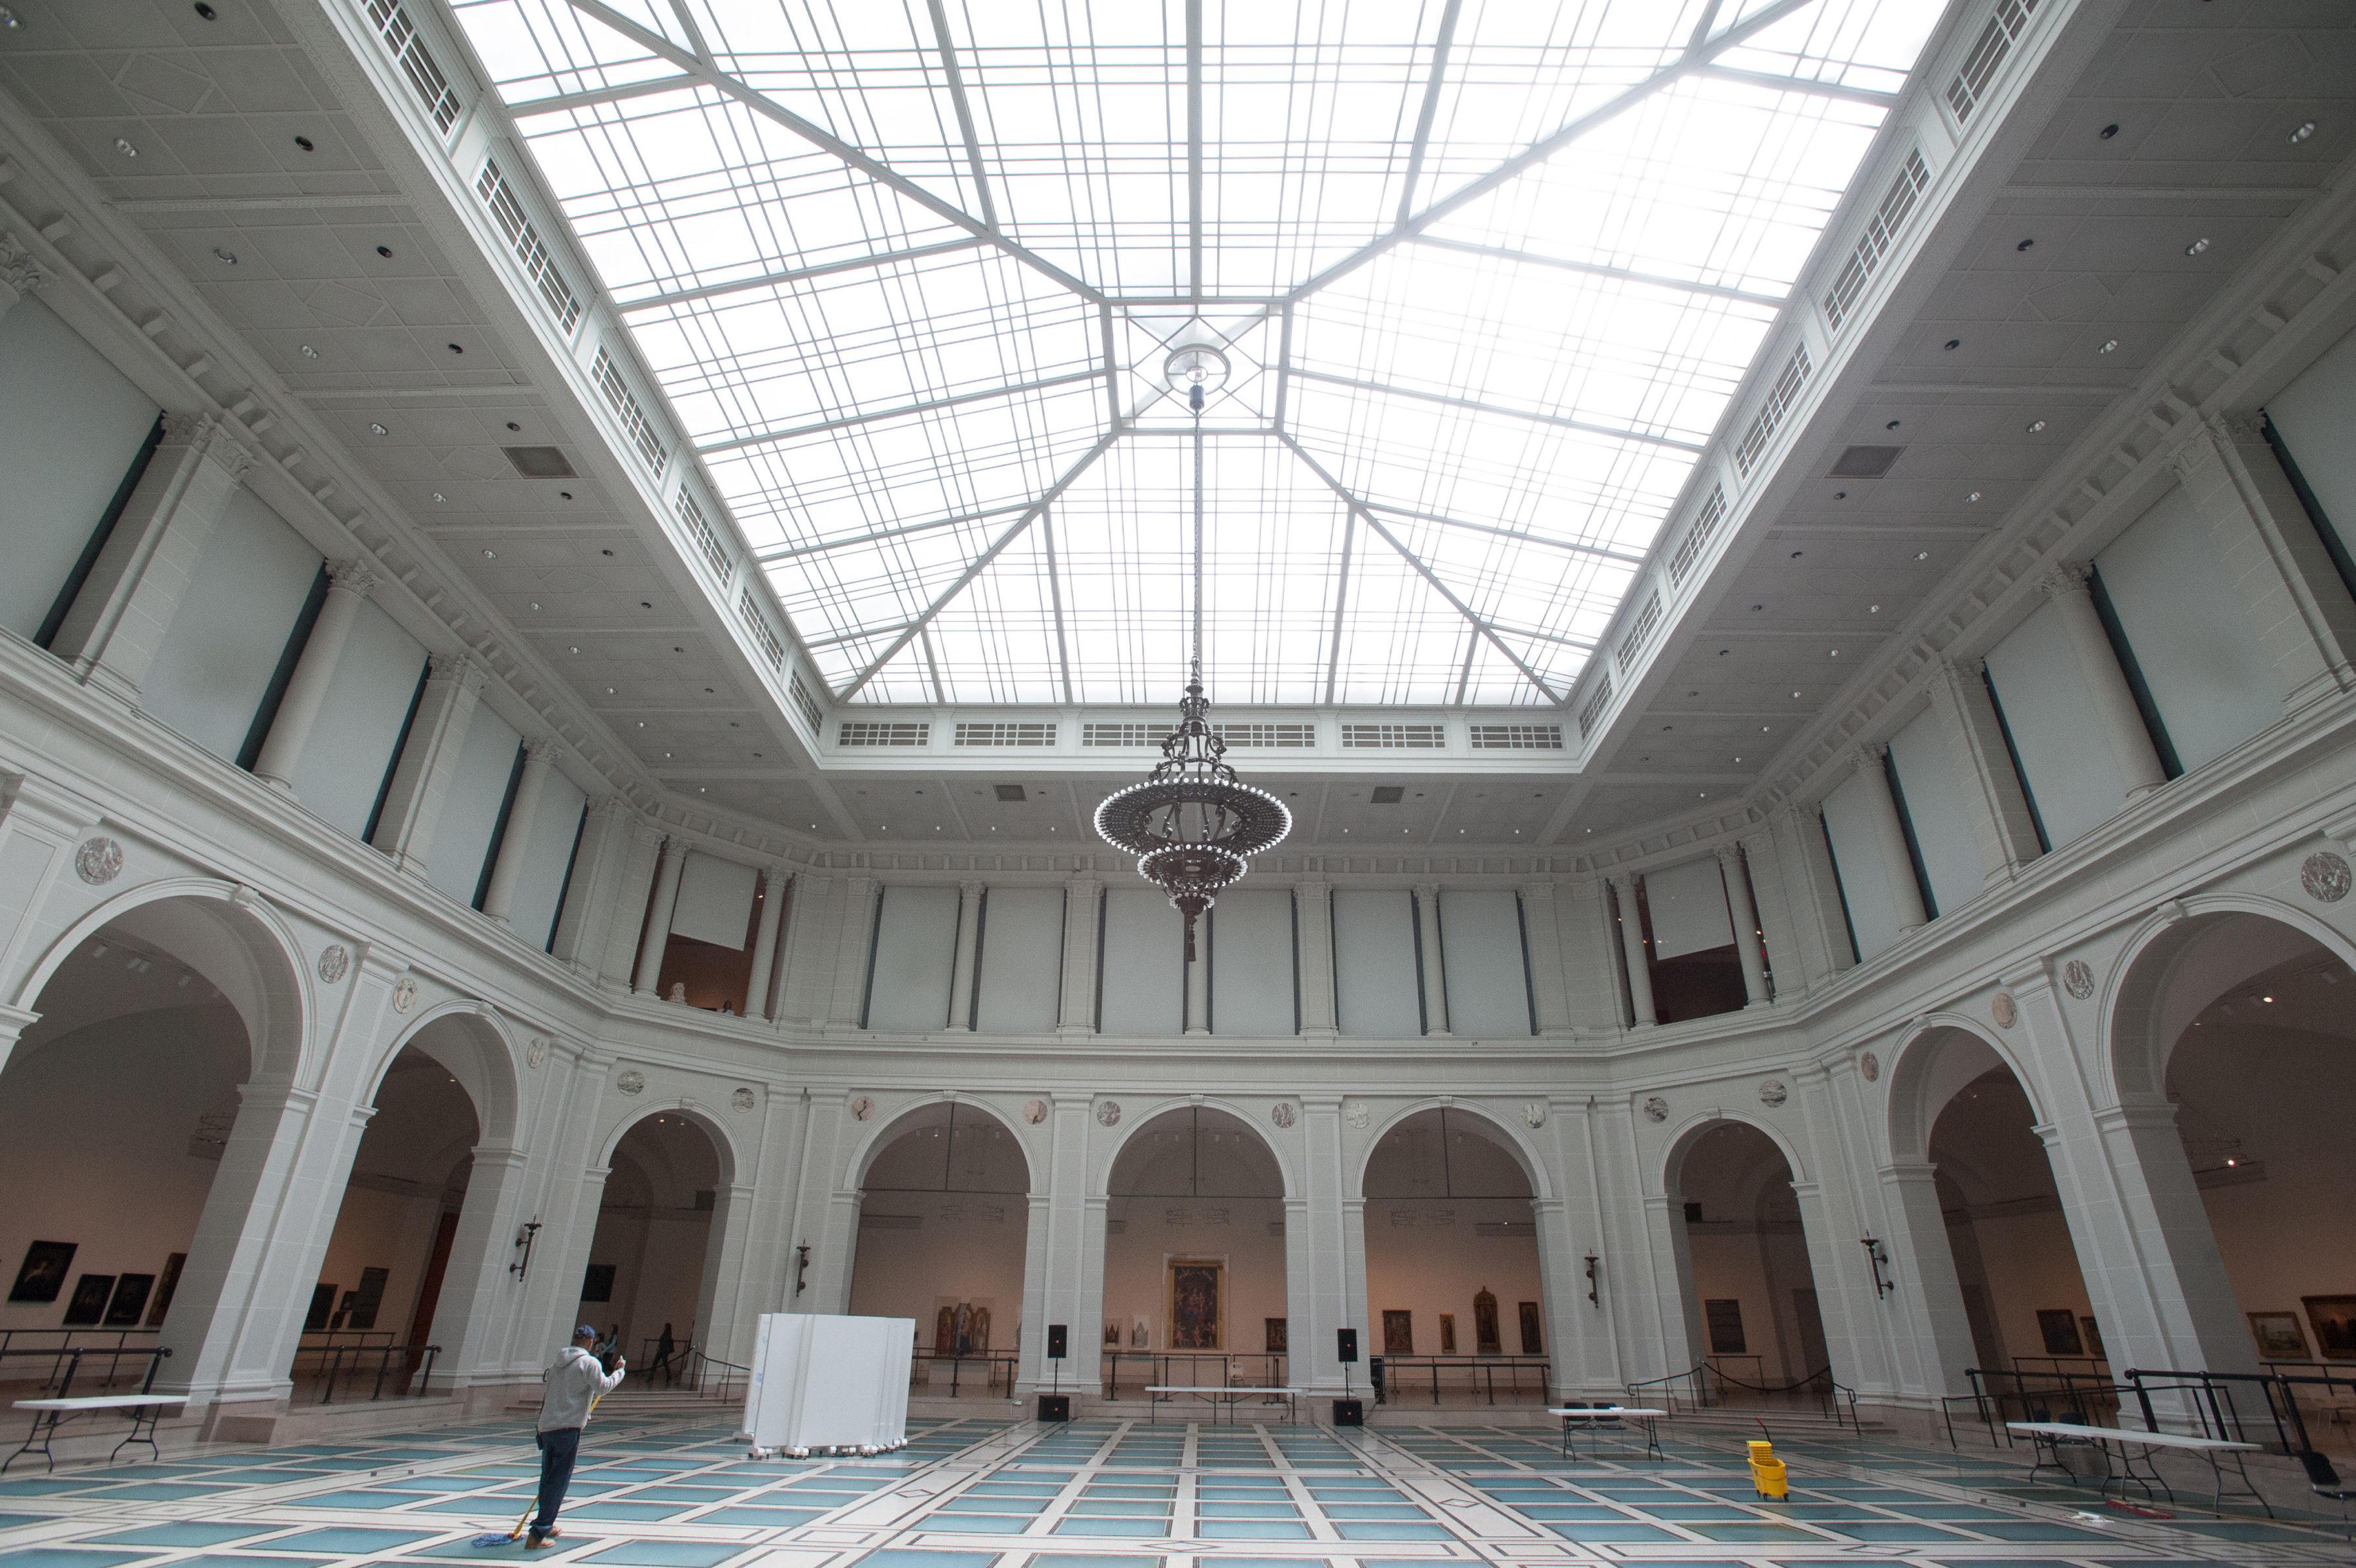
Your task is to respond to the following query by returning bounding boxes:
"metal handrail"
[912,1351,1020,1397]
[637,1336,693,1387]
[313,1342,438,1404]
[1101,1351,1286,1399]
[1939,1368,2135,1449]
[0,1344,171,1395]
[2122,1364,2356,1455]
[1624,1362,1857,1429]
[1368,1354,1552,1406]
[684,1349,747,1401]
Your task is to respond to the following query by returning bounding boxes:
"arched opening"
[848,1102,1030,1399]
[1361,1108,1547,1404]
[2113,909,2356,1395]
[1668,1120,1832,1402]
[1103,1107,1285,1395]
[0,904,281,1395]
[579,1113,727,1384]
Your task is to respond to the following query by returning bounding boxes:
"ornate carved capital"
[2038,561,2092,603]
[160,410,256,481]
[2209,409,2266,446]
[0,232,54,296]
[1715,843,1742,871]
[1848,742,1885,776]
[426,651,485,692]
[325,557,381,597]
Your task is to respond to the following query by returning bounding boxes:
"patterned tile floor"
[0,1412,2348,1568]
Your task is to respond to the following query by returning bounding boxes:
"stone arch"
[598,1101,741,1189]
[11,878,309,1082]
[1092,1096,1298,1196]
[1654,1109,1810,1199]
[1885,1014,2048,1166]
[842,1096,1037,1193]
[1353,1099,1551,1201]
[363,1001,523,1149]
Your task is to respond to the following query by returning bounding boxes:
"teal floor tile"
[1536,1522,1677,1541]
[1194,1504,1298,1519]
[261,1527,435,1554]
[154,1559,330,1568]
[853,1553,999,1568]
[1330,1522,1451,1541]
[1067,1501,1169,1516]
[938,1496,1041,1512]
[1051,1519,1166,1537]
[1194,1522,1311,1540]
[286,1488,434,1508]
[564,1503,690,1522]
[923,1513,1034,1533]
[696,1507,823,1526]
[580,1544,747,1567]
[1318,1505,1429,1519]
[82,1525,273,1549]
[0,1554,150,1568]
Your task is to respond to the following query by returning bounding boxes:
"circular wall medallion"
[526,1036,550,1069]
[1758,1078,1789,1109]
[2062,959,2096,1000]
[1522,1100,1546,1129]
[849,1095,874,1122]
[731,1086,756,1113]
[1991,991,2018,1029]
[1641,1095,1669,1124]
[1345,1101,1372,1130]
[316,944,349,984]
[1094,1099,1122,1128]
[390,976,417,1014]
[615,1069,645,1096]
[1270,1101,1297,1130]
[1023,1098,1049,1125]
[75,837,122,885]
[1859,1050,1880,1083]
[2302,850,2351,903]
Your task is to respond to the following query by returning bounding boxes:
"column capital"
[2206,409,2268,447]
[159,410,255,480]
[1412,880,1440,898]
[2039,560,2093,602]
[1715,842,1741,870]
[1518,877,1558,902]
[426,651,486,693]
[0,232,56,296]
[958,878,984,896]
[325,557,382,597]
[1847,741,1886,775]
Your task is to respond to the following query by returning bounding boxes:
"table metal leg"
[2,1411,60,1473]
[110,1408,162,1463]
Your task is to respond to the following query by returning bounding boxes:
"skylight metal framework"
[449,0,1940,706]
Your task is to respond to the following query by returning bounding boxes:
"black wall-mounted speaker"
[1336,1328,1359,1364]
[1046,1324,1067,1360]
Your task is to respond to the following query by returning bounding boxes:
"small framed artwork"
[63,1273,116,1327]
[1438,1313,1457,1354]
[1519,1300,1544,1355]
[1264,1317,1287,1355]
[2249,1311,2311,1361]
[9,1241,77,1304]
[580,1263,616,1304]
[105,1274,154,1327]
[1382,1309,1414,1357]
[2304,1296,2356,1361]
[2036,1308,2084,1356]
[306,1283,338,1332]
[2079,1315,2105,1361]
[147,1253,186,1328]
[1104,1321,1121,1346]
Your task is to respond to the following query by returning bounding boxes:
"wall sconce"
[1584,1255,1601,1307]
[1861,1236,1893,1298]
[794,1242,811,1296]
[509,1218,543,1282]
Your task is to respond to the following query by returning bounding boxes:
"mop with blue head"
[470,1388,604,1548]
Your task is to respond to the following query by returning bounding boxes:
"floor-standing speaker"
[1330,1398,1364,1426]
[1036,1394,1071,1421]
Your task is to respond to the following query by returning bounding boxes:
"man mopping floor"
[519,1324,626,1550]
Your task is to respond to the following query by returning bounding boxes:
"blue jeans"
[532,1427,581,1537]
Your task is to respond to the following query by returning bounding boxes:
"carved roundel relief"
[731,1086,756,1113]
[1023,1098,1049,1125]
[849,1095,874,1122]
[75,837,122,885]
[390,976,418,1014]
[526,1036,550,1069]
[2302,850,2351,904]
[1641,1095,1669,1124]
[1522,1100,1546,1129]
[316,944,349,984]
[1991,991,2018,1030]
[2062,959,2096,1001]
[1270,1101,1298,1130]
[1094,1099,1122,1128]
[1859,1050,1880,1083]
[1344,1101,1372,1130]
[615,1069,646,1096]
[1758,1078,1789,1109]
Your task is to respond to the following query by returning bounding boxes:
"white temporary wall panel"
[509,768,588,952]
[141,484,320,763]
[867,885,961,1032]
[1821,770,1905,961]
[287,599,426,839]
[1333,887,1422,1039]
[673,851,759,948]
[2266,320,2356,558]
[1440,889,1530,1037]
[974,885,1063,1034]
[1982,597,2131,848]
[1098,888,1183,1037]
[0,298,159,639]
[423,706,521,904]
[742,1313,912,1450]
[1885,709,1981,919]
[1211,887,1294,1036]
[1645,858,1734,960]
[2097,486,2280,772]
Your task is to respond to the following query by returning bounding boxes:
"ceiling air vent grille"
[502,444,573,478]
[1341,722,1445,750]
[1946,0,2041,126]
[590,346,668,472]
[1616,589,1663,674]
[955,722,1057,747]
[1666,483,1727,589]
[1830,444,1904,478]
[838,721,929,747]
[678,488,730,580]
[363,0,461,134]
[1577,670,1615,738]
[476,159,581,332]
[1215,723,1316,749]
[738,587,784,669]
[1083,722,1156,747]
[1734,342,1812,478]
[1823,149,1930,331]
[787,670,823,732]
[1469,724,1563,751]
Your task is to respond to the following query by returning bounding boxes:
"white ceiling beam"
[503,73,698,115]
[1288,365,1708,453]
[1361,499,1647,565]
[1041,505,1076,704]
[755,500,1033,562]
[697,366,1103,455]
[923,0,1001,230]
[1699,64,1899,107]
[1395,0,1464,228]
[1187,0,1205,300]
[1323,507,1355,705]
[1404,234,1788,308]
[620,237,989,312]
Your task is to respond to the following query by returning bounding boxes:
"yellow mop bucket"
[1746,1438,1789,1500]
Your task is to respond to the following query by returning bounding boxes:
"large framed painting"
[1167,1260,1223,1351]
[104,1274,154,1327]
[580,1263,616,1304]
[2304,1296,2356,1361]
[1473,1289,1502,1355]
[2249,1311,2311,1362]
[1518,1300,1544,1355]
[2036,1308,2084,1356]
[1264,1317,1287,1355]
[63,1273,115,1327]
[9,1241,76,1304]
[1382,1310,1414,1356]
[1704,1298,1746,1355]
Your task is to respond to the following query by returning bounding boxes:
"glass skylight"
[450,0,1942,706]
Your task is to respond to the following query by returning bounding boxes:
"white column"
[480,739,554,926]
[1294,881,1338,1038]
[1717,847,1768,1005]
[1412,883,1450,1035]
[694,1182,757,1364]
[1771,800,1854,984]
[1926,655,2041,887]
[253,559,378,790]
[550,799,630,974]
[945,879,983,1031]
[826,877,876,1029]
[2041,564,2168,800]
[48,413,255,704]
[1556,876,1620,1031]
[1056,876,1099,1034]
[1020,1097,1104,1398]
[1609,874,1656,1027]
[743,868,790,1020]
[1289,1095,1349,1395]
[1878,1160,1980,1398]
[426,1143,533,1389]
[633,836,686,993]
[776,876,838,1026]
[368,654,486,878]
[0,230,56,319]
[593,818,664,988]
[1520,882,1574,1033]
[1849,745,1928,931]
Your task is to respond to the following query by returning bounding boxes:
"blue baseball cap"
[575,1324,599,1339]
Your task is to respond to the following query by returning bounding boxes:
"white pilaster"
[368,654,486,879]
[1849,745,1928,932]
[826,878,876,1029]
[427,1143,533,1388]
[2041,563,2168,800]
[1057,876,1100,1033]
[1294,880,1338,1037]
[253,559,378,791]
[1413,883,1450,1035]
[1926,655,2041,886]
[1520,881,1575,1033]
[742,868,790,1021]
[633,836,686,993]
[944,879,983,1030]
[594,818,664,988]
[1020,1097,1105,1397]
[1608,874,1656,1027]
[1717,847,1769,1005]
[1290,1095,1349,1395]
[480,739,555,926]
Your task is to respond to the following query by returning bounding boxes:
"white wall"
[1098,889,1183,1036]
[509,770,588,952]
[422,707,520,906]
[1820,770,1904,960]
[1887,708,1981,918]
[0,297,158,640]
[285,599,425,840]
[1984,598,2131,847]
[2266,319,2356,560]
[1334,888,1421,1037]
[141,484,319,764]
[1211,888,1294,1036]
[974,886,1062,1034]
[868,885,961,1032]
[848,1193,1027,1357]
[1440,889,1531,1037]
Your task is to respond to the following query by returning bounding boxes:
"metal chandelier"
[1094,355,1291,959]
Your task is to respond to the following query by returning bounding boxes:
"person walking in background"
[529,1325,624,1549]
[650,1321,676,1387]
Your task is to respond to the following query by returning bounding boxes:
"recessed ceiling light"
[2017,238,2035,252]
[2185,237,2209,257]
[605,686,616,695]
[1833,491,1846,500]
[300,344,319,359]
[2099,123,2119,139]
[193,1,217,16]
[1761,725,1771,732]
[1868,604,1880,613]
[448,342,465,354]
[211,247,236,264]
[0,8,20,27]
[1965,491,1982,502]
[1750,603,1763,612]
[375,245,393,258]
[1916,550,1929,561]
[529,601,540,610]
[1732,755,1741,763]
[664,752,672,758]
[1790,549,1804,559]
[368,422,388,435]
[1942,338,1961,351]
[1792,690,1802,698]
[569,645,580,654]
[2099,338,2119,353]
[481,548,495,560]
[115,137,138,158]
[1885,419,1901,429]
[294,135,315,152]
[1829,649,1840,658]
[506,421,522,432]
[2291,121,2316,143]
[432,492,446,503]
[2027,419,2046,433]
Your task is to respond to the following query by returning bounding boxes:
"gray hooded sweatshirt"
[539,1345,625,1432]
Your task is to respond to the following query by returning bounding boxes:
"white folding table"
[7,1395,187,1472]
[2006,1420,2268,1515]
[1547,1406,1667,1461]
[1145,1385,1300,1425]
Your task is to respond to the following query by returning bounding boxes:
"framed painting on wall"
[580,1263,616,1304]
[147,1253,185,1327]
[1264,1317,1287,1355]
[349,1266,389,1330]
[1704,1298,1746,1355]
[63,1274,115,1327]
[104,1274,154,1327]
[9,1241,75,1304]
[2036,1309,2084,1356]
[306,1283,337,1332]
[2304,1295,2356,1360]
[1382,1310,1414,1356]
[1519,1301,1543,1355]
[2079,1315,2105,1361]
[1473,1289,1502,1355]
[2250,1311,2311,1361]
[1167,1260,1222,1351]
[1438,1313,1457,1354]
